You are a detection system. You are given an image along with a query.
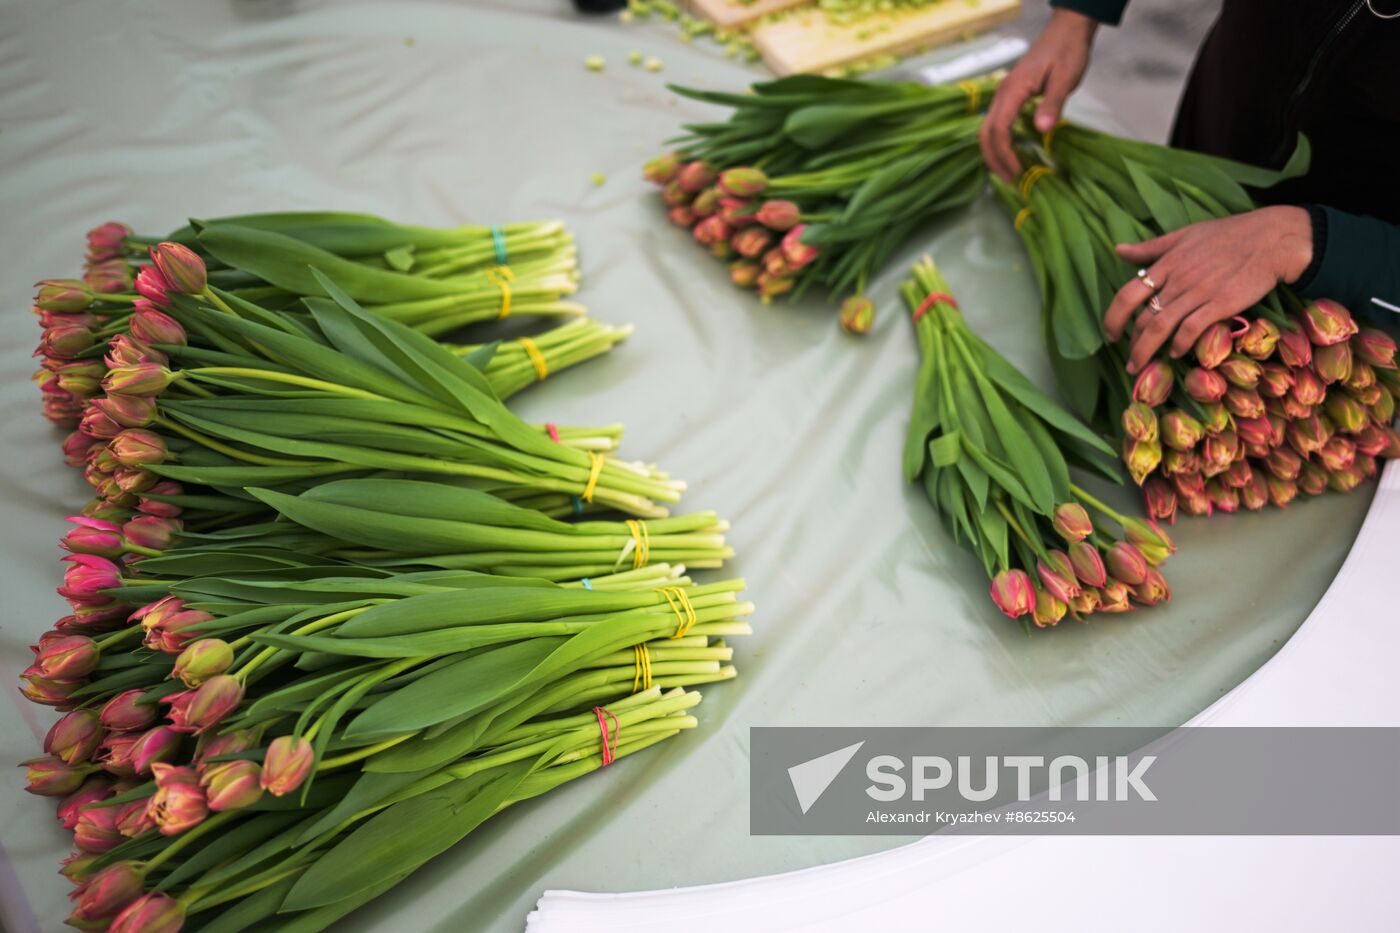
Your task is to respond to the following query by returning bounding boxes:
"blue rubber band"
[581,578,593,590]
[491,226,508,265]
[572,496,585,515]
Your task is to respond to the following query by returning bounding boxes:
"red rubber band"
[546,422,560,443]
[912,291,959,322]
[593,706,619,767]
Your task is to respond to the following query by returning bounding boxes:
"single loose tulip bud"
[172,638,233,688]
[781,225,819,269]
[109,430,166,467]
[261,735,315,796]
[1301,299,1358,346]
[1032,589,1067,627]
[128,726,182,775]
[110,893,185,933]
[1068,541,1108,587]
[690,187,720,218]
[1036,551,1081,603]
[68,861,144,928]
[74,805,125,852]
[149,763,207,835]
[101,689,158,732]
[1051,502,1093,542]
[643,152,680,185]
[1123,436,1162,485]
[1122,401,1158,443]
[1354,328,1397,370]
[115,795,157,838]
[1183,367,1227,403]
[729,260,760,288]
[133,264,175,307]
[718,166,768,197]
[150,243,207,295]
[22,755,90,796]
[1218,355,1262,389]
[1160,410,1203,450]
[1131,567,1171,606]
[1193,321,1233,369]
[1131,360,1174,406]
[1314,341,1353,384]
[756,199,800,231]
[35,634,100,680]
[195,727,260,766]
[1297,460,1329,496]
[988,569,1035,619]
[1143,476,1177,524]
[730,226,771,258]
[164,675,243,734]
[58,775,113,830]
[1105,541,1149,585]
[1224,386,1265,420]
[45,709,104,765]
[676,161,716,194]
[35,279,92,312]
[839,296,875,335]
[201,759,264,811]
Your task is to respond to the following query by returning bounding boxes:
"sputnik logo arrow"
[787,741,865,814]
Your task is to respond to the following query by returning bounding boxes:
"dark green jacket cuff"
[1050,0,1129,25]
[1294,205,1400,328]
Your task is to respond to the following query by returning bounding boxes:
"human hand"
[979,9,1098,184]
[1104,206,1315,373]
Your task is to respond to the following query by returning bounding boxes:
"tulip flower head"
[101,689,159,732]
[1300,299,1358,346]
[128,726,182,775]
[988,569,1035,619]
[21,755,90,796]
[838,296,875,335]
[1131,360,1174,407]
[68,861,144,928]
[149,242,207,295]
[201,759,264,811]
[44,709,104,764]
[1051,502,1093,542]
[110,892,185,933]
[172,638,233,688]
[163,674,244,734]
[148,763,208,835]
[74,804,125,853]
[57,775,113,830]
[261,735,315,796]
[1193,322,1233,369]
[718,166,768,197]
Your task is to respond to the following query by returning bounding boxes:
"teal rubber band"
[491,226,508,265]
[581,578,593,590]
[572,496,584,515]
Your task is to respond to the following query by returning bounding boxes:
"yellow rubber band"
[520,337,548,381]
[1018,165,1054,200]
[657,586,697,639]
[957,79,981,114]
[581,452,605,503]
[632,644,652,693]
[1042,120,1064,155]
[487,265,514,319]
[624,519,650,570]
[1013,206,1033,232]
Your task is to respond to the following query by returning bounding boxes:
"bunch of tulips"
[20,224,753,932]
[645,73,1000,332]
[902,257,1174,626]
[995,122,1400,517]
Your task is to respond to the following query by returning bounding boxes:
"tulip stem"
[316,733,416,771]
[143,811,236,874]
[233,606,370,680]
[1070,484,1126,524]
[183,367,391,402]
[198,288,236,315]
[96,624,144,650]
[154,416,349,469]
[126,543,164,558]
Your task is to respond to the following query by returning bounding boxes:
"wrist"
[1047,8,1102,40]
[1266,206,1314,284]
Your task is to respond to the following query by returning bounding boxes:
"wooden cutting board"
[685,0,808,29]
[750,0,1022,75]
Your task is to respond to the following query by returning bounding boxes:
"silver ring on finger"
[1137,268,1158,291]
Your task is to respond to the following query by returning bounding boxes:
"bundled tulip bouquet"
[20,222,754,932]
[996,123,1400,519]
[903,258,1174,625]
[644,73,1000,333]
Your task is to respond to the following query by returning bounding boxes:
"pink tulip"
[68,861,144,928]
[642,152,680,185]
[163,675,243,735]
[1131,360,1174,407]
[115,795,157,838]
[1067,541,1108,588]
[1051,502,1093,542]
[148,763,208,835]
[44,709,104,764]
[756,199,801,231]
[128,726,182,775]
[201,759,264,811]
[1105,541,1149,586]
[133,264,175,307]
[150,242,207,295]
[57,776,113,830]
[34,634,100,680]
[102,363,175,397]
[74,805,125,853]
[110,892,185,933]
[1300,298,1358,346]
[780,225,819,269]
[1193,321,1233,369]
[260,735,315,796]
[172,638,233,688]
[1035,551,1081,603]
[988,569,1035,619]
[101,689,159,732]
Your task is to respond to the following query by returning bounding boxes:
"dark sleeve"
[1050,0,1130,26]
[1295,205,1400,328]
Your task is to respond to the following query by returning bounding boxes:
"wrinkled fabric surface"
[0,2,1375,931]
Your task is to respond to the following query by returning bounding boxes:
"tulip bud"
[1354,424,1392,458]
[21,755,90,796]
[691,215,731,247]
[1068,588,1101,616]
[1143,476,1178,524]
[1371,386,1396,424]
[1328,462,1366,493]
[133,264,176,307]
[1036,551,1081,603]
[1121,401,1158,443]
[676,161,715,194]
[690,187,720,218]
[109,429,166,468]
[718,166,768,197]
[1131,360,1174,407]
[1235,317,1280,360]
[1221,458,1253,489]
[1067,541,1108,587]
[756,199,801,231]
[62,431,100,468]
[201,759,264,811]
[730,226,771,258]
[127,306,187,350]
[1051,502,1093,542]
[1131,567,1171,606]
[58,775,113,831]
[1123,516,1175,560]
[781,225,819,270]
[665,205,695,228]
[1257,362,1294,399]
[195,727,260,766]
[68,861,145,928]
[1318,436,1356,473]
[115,795,157,838]
[40,321,93,360]
[1032,589,1067,627]
[100,689,158,733]
[838,296,875,335]
[718,196,758,228]
[141,596,215,654]
[95,732,140,776]
[86,259,132,294]
[1323,391,1369,434]
[1218,355,1262,389]
[35,279,92,312]
[661,180,691,208]
[45,709,104,765]
[1206,478,1239,513]
[1344,360,1376,394]
[1202,429,1241,476]
[762,246,790,278]
[74,804,125,853]
[1262,448,1302,485]
[756,271,794,300]
[1197,402,1233,436]
[60,851,101,885]
[1097,580,1133,613]
[1224,386,1265,420]
[1161,446,1200,476]
[1301,299,1358,346]
[164,675,244,734]
[54,361,105,398]
[110,892,185,933]
[1178,486,1213,516]
[34,634,100,680]
[1123,436,1162,485]
[60,554,122,601]
[1235,468,1267,510]
[1288,368,1326,408]
[1314,341,1353,384]
[87,221,132,260]
[1273,328,1310,371]
[1183,367,1227,403]
[1193,321,1233,369]
[1159,410,1203,450]
[148,763,208,835]
[988,569,1035,619]
[150,243,207,295]
[642,152,680,185]
[1232,416,1270,450]
[1286,415,1328,457]
[261,735,315,796]
[1353,327,1397,370]
[102,363,176,398]
[728,260,760,288]
[172,638,233,688]
[128,726,182,776]
[1104,541,1149,585]
[1297,459,1329,496]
